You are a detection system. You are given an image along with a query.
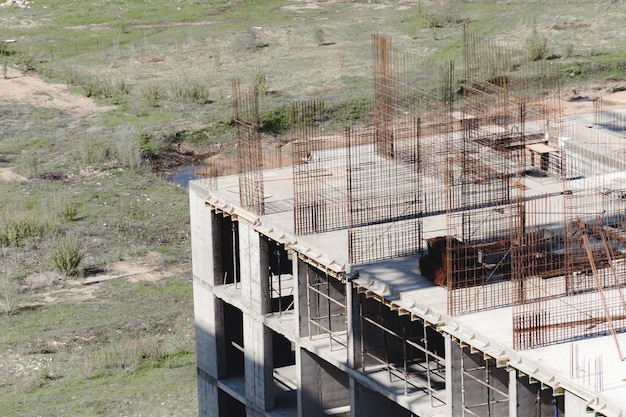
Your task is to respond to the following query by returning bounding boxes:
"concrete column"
[509,369,517,417]
[346,279,362,370]
[445,334,463,416]
[189,183,217,286]
[193,276,225,379]
[238,221,274,412]
[239,221,270,314]
[197,367,220,417]
[291,250,301,337]
[244,315,274,411]
[297,259,311,338]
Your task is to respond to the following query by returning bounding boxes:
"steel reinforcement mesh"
[233,80,264,215]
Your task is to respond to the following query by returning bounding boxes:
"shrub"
[235,28,267,52]
[81,76,131,105]
[526,28,548,61]
[61,201,80,222]
[0,210,50,247]
[141,84,161,107]
[251,66,268,95]
[314,28,325,46]
[19,151,39,178]
[79,137,112,165]
[0,264,21,316]
[114,125,143,170]
[49,235,85,277]
[165,78,210,104]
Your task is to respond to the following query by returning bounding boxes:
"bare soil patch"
[0,166,27,182]
[0,67,113,118]
[22,251,179,308]
[560,82,626,115]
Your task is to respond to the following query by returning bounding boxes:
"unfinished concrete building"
[190,34,626,417]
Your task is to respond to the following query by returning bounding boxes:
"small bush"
[0,263,21,316]
[165,78,210,104]
[526,28,548,61]
[49,235,85,277]
[82,76,106,97]
[141,84,161,107]
[0,210,50,247]
[81,76,131,105]
[19,151,39,178]
[79,137,112,165]
[139,133,165,160]
[314,28,325,46]
[61,202,80,222]
[235,28,268,52]
[251,67,268,95]
[114,125,143,170]
[260,106,290,134]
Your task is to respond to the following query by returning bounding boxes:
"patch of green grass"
[0,171,193,412]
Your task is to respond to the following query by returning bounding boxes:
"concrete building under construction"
[190,34,626,417]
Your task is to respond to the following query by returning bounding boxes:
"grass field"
[1,1,625,416]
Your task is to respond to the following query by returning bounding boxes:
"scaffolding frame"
[460,347,510,417]
[358,294,446,406]
[305,264,348,351]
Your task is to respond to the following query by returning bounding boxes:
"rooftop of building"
[192,104,626,416]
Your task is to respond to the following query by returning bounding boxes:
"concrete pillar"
[243,315,274,411]
[445,334,463,416]
[346,279,362,370]
[189,183,216,285]
[239,221,270,314]
[197,367,220,417]
[194,277,226,416]
[297,259,311,338]
[509,369,517,417]
[299,348,350,417]
[291,251,301,338]
[238,221,274,412]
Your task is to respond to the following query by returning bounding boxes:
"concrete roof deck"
[353,256,626,416]
[195,114,626,415]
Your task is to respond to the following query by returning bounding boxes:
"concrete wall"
[516,373,564,417]
[564,391,588,417]
[351,380,412,417]
[299,348,350,417]
[190,183,215,285]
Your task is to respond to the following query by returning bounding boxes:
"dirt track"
[0,67,113,118]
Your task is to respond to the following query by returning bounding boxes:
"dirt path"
[561,82,626,115]
[0,67,113,118]
[0,166,27,182]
